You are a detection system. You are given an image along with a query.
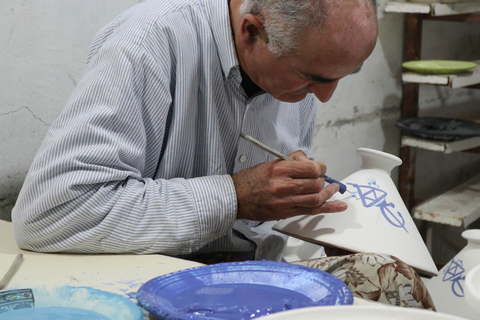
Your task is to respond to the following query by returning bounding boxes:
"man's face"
[240,3,378,103]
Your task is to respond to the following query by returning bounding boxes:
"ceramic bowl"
[426,230,480,319]
[273,148,438,277]
[0,286,142,320]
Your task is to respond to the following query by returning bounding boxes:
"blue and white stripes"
[12,0,317,261]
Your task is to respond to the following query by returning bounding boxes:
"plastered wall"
[1,0,480,263]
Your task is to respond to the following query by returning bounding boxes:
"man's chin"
[274,92,309,103]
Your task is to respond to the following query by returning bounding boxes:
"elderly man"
[12,0,435,309]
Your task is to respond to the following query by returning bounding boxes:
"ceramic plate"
[0,286,142,320]
[402,60,477,75]
[137,260,353,320]
[259,305,470,320]
[396,117,480,141]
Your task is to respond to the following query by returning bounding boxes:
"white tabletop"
[0,220,377,319]
[0,220,204,318]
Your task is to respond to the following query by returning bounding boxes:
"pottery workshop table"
[0,220,205,319]
[0,221,376,319]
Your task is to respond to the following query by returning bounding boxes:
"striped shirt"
[12,0,317,261]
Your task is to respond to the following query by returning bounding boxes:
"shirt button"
[239,155,247,163]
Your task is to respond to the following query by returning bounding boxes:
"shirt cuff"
[188,175,237,248]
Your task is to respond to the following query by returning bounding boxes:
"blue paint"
[173,283,313,318]
[442,258,466,297]
[348,177,408,232]
[0,306,110,320]
[137,260,353,320]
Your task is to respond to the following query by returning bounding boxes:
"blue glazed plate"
[137,260,353,320]
[0,286,142,320]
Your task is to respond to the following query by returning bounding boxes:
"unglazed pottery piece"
[273,148,438,277]
[426,230,480,319]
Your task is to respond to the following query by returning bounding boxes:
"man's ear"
[239,14,265,50]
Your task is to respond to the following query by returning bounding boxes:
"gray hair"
[239,0,377,57]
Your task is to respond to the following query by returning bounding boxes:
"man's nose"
[309,81,339,103]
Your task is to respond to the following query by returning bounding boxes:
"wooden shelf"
[402,60,480,88]
[413,173,480,227]
[387,1,480,214]
[385,1,480,16]
[401,135,480,153]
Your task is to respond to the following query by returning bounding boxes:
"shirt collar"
[203,0,239,79]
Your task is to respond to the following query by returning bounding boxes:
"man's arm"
[12,40,237,255]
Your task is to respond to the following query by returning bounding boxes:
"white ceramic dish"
[426,229,480,319]
[464,264,480,316]
[273,148,438,277]
[260,305,469,320]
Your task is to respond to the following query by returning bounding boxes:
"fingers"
[233,152,346,221]
[281,151,326,178]
[316,200,348,214]
[288,183,340,208]
[289,150,309,161]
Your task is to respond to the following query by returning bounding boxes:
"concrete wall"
[1,0,144,220]
[1,1,480,262]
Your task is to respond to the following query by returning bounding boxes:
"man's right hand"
[232,150,348,221]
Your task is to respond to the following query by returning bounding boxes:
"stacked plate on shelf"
[402,60,477,75]
[396,117,480,141]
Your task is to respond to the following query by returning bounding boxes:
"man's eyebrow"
[302,64,364,84]
[303,73,337,84]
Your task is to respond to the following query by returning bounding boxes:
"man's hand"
[232,150,348,221]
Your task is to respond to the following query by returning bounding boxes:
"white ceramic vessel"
[465,264,480,317]
[426,230,480,319]
[260,305,469,320]
[273,148,438,276]
[282,237,326,263]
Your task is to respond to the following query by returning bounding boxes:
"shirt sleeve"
[11,37,238,255]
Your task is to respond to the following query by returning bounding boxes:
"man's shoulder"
[125,0,219,23]
[103,0,223,45]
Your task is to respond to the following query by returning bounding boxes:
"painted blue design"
[347,177,408,232]
[137,260,353,320]
[0,289,34,313]
[442,259,465,297]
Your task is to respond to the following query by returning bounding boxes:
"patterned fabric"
[293,253,436,310]
[11,0,314,261]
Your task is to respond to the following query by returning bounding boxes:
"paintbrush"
[0,253,24,290]
[240,133,351,194]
